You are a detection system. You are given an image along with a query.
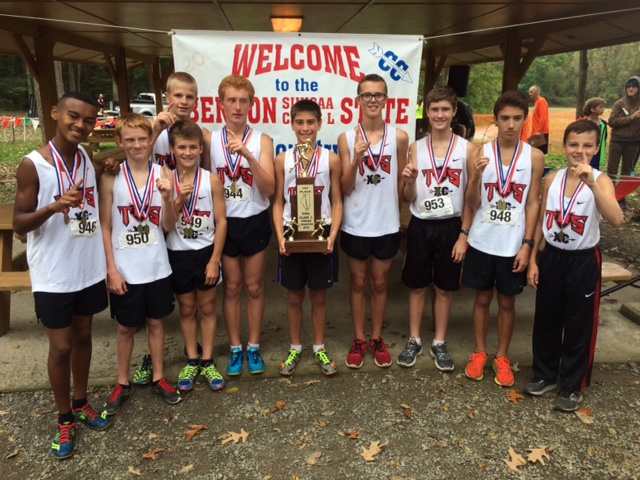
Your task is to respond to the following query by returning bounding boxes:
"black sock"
[201,359,212,367]
[120,382,131,390]
[151,379,159,387]
[59,411,75,425]
[71,398,87,410]
[188,358,200,365]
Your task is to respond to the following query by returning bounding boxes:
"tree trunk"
[77,63,82,91]
[576,50,588,119]
[66,62,76,91]
[54,61,65,98]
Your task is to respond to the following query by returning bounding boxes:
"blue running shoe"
[177,361,200,391]
[201,362,225,391]
[51,422,76,459]
[247,347,265,374]
[227,347,243,376]
[72,403,111,430]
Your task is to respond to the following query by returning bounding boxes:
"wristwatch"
[522,239,534,247]
[460,229,470,236]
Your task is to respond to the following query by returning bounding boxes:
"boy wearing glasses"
[338,74,408,369]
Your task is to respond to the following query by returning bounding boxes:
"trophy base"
[284,239,328,254]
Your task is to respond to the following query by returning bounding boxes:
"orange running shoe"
[493,355,515,387]
[464,351,488,381]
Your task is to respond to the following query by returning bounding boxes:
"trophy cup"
[284,139,328,254]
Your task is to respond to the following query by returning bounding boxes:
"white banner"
[172,31,423,155]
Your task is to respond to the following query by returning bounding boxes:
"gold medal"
[230,181,239,195]
[184,226,194,238]
[497,198,507,211]
[558,230,566,243]
[63,213,70,224]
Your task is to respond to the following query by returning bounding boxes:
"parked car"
[114,93,168,117]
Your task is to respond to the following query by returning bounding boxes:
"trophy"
[284,139,328,254]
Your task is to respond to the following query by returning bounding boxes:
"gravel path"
[1,363,639,479]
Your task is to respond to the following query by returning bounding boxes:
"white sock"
[432,339,445,347]
[248,343,259,350]
[290,344,302,352]
[313,344,325,353]
[411,337,422,346]
[230,345,242,351]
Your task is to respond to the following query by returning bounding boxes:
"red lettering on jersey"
[545,210,588,235]
[421,168,462,188]
[84,186,96,208]
[215,167,253,186]
[358,154,392,175]
[117,205,161,227]
[484,182,527,203]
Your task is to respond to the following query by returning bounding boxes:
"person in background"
[579,97,608,170]
[607,76,640,209]
[527,85,550,155]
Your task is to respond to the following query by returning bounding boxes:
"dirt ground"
[1,363,639,479]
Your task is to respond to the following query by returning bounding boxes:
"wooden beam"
[10,34,37,76]
[33,28,57,139]
[423,50,447,95]
[501,30,522,92]
[149,60,164,115]
[518,36,546,80]
[114,48,130,114]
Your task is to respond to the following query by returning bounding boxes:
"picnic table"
[0,204,31,336]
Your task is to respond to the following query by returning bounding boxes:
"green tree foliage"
[466,62,503,113]
[0,56,29,110]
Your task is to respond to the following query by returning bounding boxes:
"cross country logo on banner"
[172,31,423,154]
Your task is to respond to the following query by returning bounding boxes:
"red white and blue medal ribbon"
[174,168,202,224]
[49,140,87,209]
[357,123,388,172]
[295,146,321,178]
[558,169,586,226]
[427,134,458,184]
[221,126,251,181]
[492,140,523,197]
[123,161,155,222]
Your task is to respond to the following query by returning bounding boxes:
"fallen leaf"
[148,432,161,440]
[400,403,412,418]
[12,345,19,349]
[478,461,487,468]
[272,401,286,412]
[575,407,593,424]
[127,466,142,476]
[505,390,524,405]
[226,387,239,394]
[526,446,550,465]
[179,464,194,474]
[317,421,328,427]
[443,406,449,412]
[361,441,387,462]
[5,449,19,459]
[221,428,250,445]
[164,413,173,425]
[510,361,520,372]
[467,405,474,418]
[608,427,617,436]
[588,446,596,456]
[102,340,109,347]
[0,411,8,416]
[262,476,272,480]
[441,373,449,381]
[304,379,321,386]
[142,448,165,460]
[503,447,527,472]
[306,451,322,466]
[183,424,208,442]
[633,439,640,444]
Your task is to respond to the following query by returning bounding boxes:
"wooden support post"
[501,30,522,92]
[424,50,447,95]
[105,49,131,114]
[27,28,58,139]
[149,60,165,115]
